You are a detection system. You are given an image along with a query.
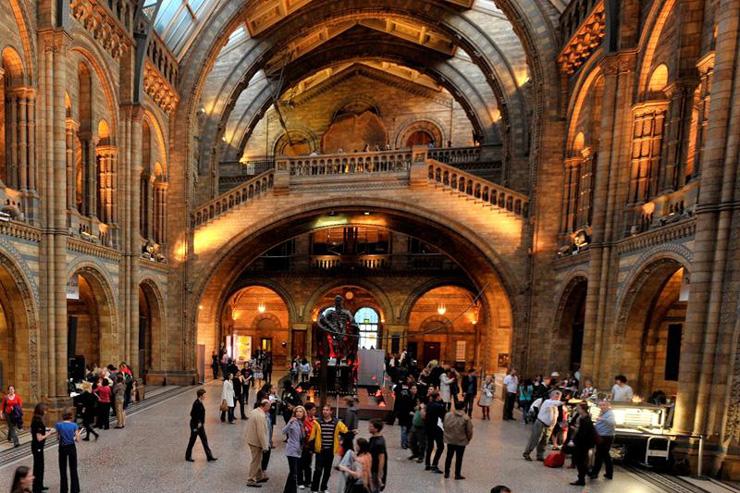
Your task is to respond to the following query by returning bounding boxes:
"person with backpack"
[2,385,23,447]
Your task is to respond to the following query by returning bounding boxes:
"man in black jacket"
[461,369,478,418]
[185,389,217,462]
[424,391,446,473]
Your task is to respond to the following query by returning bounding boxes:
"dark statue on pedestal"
[317,295,359,398]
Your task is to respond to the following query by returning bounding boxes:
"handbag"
[220,399,228,412]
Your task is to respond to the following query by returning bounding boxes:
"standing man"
[309,404,348,493]
[424,391,446,473]
[211,351,220,379]
[443,401,474,480]
[369,418,388,492]
[393,378,413,449]
[503,369,518,421]
[462,369,478,418]
[185,389,217,462]
[590,401,616,480]
[522,390,563,461]
[246,399,271,488]
[55,408,81,493]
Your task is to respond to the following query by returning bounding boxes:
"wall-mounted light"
[257,302,266,313]
[437,303,447,316]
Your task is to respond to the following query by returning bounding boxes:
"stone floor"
[0,381,701,492]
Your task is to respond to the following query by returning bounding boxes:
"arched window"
[354,307,379,350]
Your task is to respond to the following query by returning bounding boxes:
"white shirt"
[503,374,518,393]
[537,398,563,426]
[611,384,633,402]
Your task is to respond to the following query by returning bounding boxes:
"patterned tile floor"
[0,380,687,492]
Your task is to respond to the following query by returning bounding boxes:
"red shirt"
[96,386,112,404]
[1,394,22,415]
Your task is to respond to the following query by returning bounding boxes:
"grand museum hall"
[0,0,739,492]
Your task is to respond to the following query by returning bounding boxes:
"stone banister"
[191,170,274,227]
[426,159,529,218]
[284,150,413,176]
[428,146,481,164]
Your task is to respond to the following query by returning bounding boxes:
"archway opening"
[620,262,688,399]
[407,286,482,370]
[138,282,162,381]
[221,285,291,367]
[66,270,115,380]
[0,262,30,395]
[555,278,588,374]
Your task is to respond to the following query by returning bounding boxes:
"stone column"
[96,145,116,224]
[674,0,740,475]
[65,119,78,210]
[17,90,28,192]
[85,137,97,218]
[7,91,18,189]
[154,182,167,244]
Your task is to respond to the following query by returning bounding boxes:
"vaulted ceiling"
[162,0,564,187]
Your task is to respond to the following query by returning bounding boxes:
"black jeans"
[58,444,80,493]
[236,394,246,419]
[284,456,301,493]
[311,449,334,492]
[444,444,466,477]
[185,424,213,459]
[220,406,235,422]
[32,444,44,493]
[410,426,427,458]
[574,447,590,482]
[463,394,475,417]
[262,449,271,472]
[503,392,516,419]
[299,449,313,487]
[99,402,111,429]
[424,428,444,467]
[591,436,614,478]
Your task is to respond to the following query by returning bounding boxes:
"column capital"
[65,118,80,132]
[696,51,715,76]
[96,145,118,157]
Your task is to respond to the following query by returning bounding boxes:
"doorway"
[423,342,441,365]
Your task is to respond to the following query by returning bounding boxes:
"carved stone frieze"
[557,1,606,75]
[70,0,132,60]
[143,61,179,114]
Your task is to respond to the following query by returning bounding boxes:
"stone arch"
[398,277,479,325]
[636,0,677,97]
[251,312,282,330]
[67,262,119,366]
[5,0,36,81]
[138,278,165,377]
[565,60,604,150]
[613,255,689,394]
[302,278,394,325]
[223,279,299,325]
[1,47,26,85]
[395,118,446,149]
[272,129,319,156]
[69,42,120,136]
[142,109,169,176]
[551,274,589,373]
[0,247,40,401]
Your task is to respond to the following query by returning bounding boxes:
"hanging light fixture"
[437,303,447,316]
[257,301,266,313]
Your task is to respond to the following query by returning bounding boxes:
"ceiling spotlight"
[363,211,371,216]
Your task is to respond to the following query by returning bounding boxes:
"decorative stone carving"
[143,61,179,114]
[557,1,606,75]
[70,0,132,60]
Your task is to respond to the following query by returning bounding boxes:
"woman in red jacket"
[1,385,23,447]
[94,379,112,430]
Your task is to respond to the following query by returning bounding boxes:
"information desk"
[568,400,704,477]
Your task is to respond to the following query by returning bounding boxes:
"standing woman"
[94,379,112,430]
[79,384,99,441]
[234,371,246,420]
[220,373,236,423]
[1,385,23,447]
[10,466,34,493]
[337,438,372,493]
[253,359,264,389]
[282,405,306,493]
[439,370,452,411]
[478,375,494,420]
[55,408,81,493]
[31,403,53,493]
[569,402,596,486]
[518,379,534,423]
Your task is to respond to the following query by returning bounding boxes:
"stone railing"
[191,170,274,227]
[286,150,413,176]
[428,146,481,164]
[427,160,529,218]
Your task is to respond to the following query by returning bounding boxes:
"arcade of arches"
[0,0,739,480]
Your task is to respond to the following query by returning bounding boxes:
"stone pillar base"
[672,440,740,480]
[43,395,75,423]
[145,370,197,386]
